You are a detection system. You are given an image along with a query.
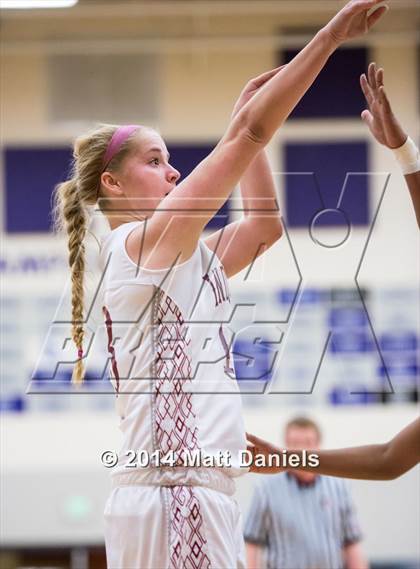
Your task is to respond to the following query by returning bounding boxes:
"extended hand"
[324,0,388,46]
[360,62,408,149]
[232,66,286,118]
[246,432,285,474]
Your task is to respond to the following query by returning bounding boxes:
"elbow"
[376,443,404,480]
[245,122,270,146]
[264,218,283,246]
[379,469,402,481]
[271,218,284,242]
[381,464,406,481]
[246,217,283,256]
[255,218,283,254]
[234,107,270,146]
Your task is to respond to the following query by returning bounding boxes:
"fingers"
[363,63,389,109]
[368,61,377,90]
[376,67,384,88]
[246,432,261,444]
[267,65,286,76]
[364,61,385,92]
[252,65,286,88]
[348,0,386,14]
[246,432,255,441]
[360,73,373,107]
[378,85,392,111]
[367,4,389,29]
[361,109,375,130]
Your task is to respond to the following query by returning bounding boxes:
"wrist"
[392,136,420,175]
[318,26,343,52]
[388,132,408,150]
[385,124,408,150]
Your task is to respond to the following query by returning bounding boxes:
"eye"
[150,158,160,165]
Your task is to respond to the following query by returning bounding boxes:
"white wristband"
[392,136,420,175]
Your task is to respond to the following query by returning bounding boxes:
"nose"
[167,165,180,184]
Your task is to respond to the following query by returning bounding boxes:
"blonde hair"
[53,123,144,384]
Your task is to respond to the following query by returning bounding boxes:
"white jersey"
[99,221,248,490]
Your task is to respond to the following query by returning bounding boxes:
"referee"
[244,417,368,569]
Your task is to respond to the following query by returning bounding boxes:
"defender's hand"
[360,62,408,149]
[246,432,285,474]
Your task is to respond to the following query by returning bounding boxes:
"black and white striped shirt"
[244,473,363,569]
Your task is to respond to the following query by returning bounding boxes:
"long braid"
[53,123,150,385]
[54,178,87,384]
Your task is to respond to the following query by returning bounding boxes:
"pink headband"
[102,124,140,171]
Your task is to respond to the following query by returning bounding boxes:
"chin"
[296,472,317,484]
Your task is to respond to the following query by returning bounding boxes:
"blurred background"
[1,0,419,568]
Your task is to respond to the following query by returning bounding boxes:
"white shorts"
[104,483,246,569]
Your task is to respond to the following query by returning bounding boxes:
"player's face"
[285,426,320,483]
[118,130,180,211]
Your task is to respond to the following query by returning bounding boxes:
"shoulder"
[125,221,206,271]
[99,221,147,281]
[100,221,141,253]
[199,237,225,266]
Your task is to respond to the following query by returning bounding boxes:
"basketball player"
[246,62,420,483]
[53,2,388,567]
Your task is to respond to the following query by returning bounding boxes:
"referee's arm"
[246,542,264,569]
[343,542,368,569]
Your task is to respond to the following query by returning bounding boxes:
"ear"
[100,171,124,197]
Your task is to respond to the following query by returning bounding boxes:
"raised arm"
[360,62,420,227]
[246,417,420,481]
[130,0,388,269]
[205,67,285,277]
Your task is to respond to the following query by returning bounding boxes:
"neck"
[107,212,148,231]
[287,471,318,487]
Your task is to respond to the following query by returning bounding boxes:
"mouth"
[164,186,176,197]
